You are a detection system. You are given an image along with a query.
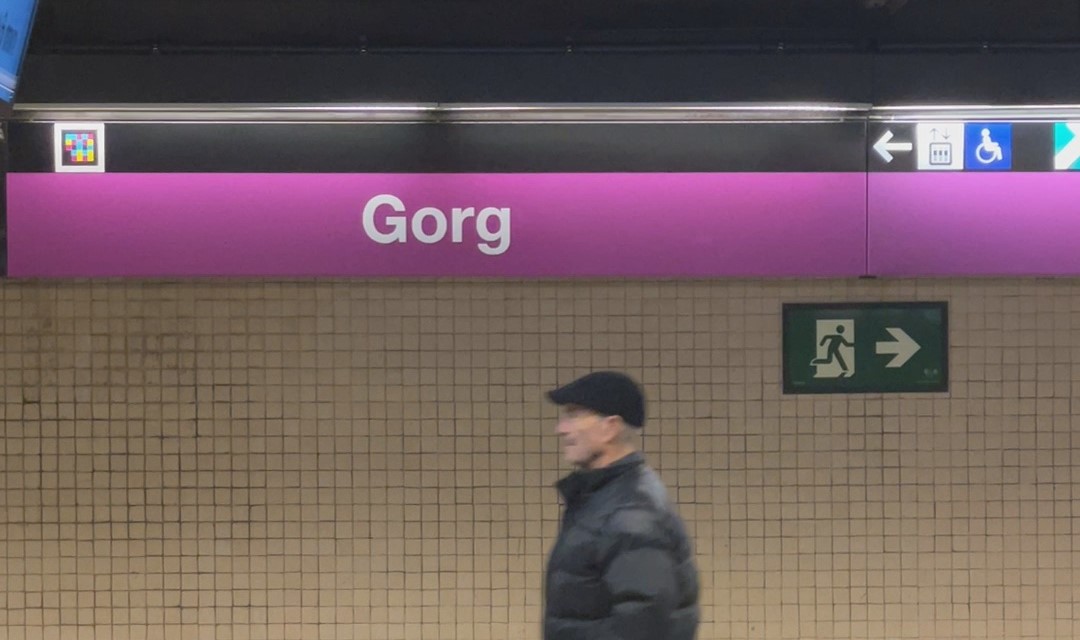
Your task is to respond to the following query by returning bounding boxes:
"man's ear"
[600,415,624,443]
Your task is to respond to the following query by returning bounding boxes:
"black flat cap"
[546,371,646,428]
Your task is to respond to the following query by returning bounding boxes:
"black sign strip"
[867,122,1056,172]
[9,121,865,173]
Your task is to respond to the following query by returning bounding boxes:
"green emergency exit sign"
[782,302,948,394]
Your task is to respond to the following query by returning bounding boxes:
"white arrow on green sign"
[876,327,920,368]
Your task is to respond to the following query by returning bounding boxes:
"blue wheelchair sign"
[964,123,1011,170]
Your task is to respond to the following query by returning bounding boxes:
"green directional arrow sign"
[782,302,948,394]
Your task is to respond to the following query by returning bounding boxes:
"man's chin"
[567,453,599,469]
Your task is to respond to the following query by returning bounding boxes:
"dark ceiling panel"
[18,51,876,103]
[883,0,1080,42]
[29,0,1080,52]
[29,0,849,49]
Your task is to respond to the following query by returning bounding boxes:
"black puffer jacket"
[544,452,699,640]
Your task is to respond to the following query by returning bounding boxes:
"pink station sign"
[6,172,868,278]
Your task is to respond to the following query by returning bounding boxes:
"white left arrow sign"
[875,327,920,368]
[873,130,914,163]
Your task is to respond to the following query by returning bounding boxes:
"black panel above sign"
[8,121,866,174]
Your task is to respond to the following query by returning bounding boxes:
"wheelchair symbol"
[975,128,1003,164]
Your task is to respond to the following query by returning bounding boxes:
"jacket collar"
[556,451,644,505]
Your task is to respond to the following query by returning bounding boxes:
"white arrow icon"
[873,130,914,163]
[875,327,920,368]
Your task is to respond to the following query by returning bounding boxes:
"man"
[543,370,700,640]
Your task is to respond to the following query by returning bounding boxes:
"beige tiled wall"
[1,278,1078,640]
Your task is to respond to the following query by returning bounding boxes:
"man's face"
[555,404,614,468]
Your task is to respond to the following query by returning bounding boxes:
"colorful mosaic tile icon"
[62,131,98,165]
